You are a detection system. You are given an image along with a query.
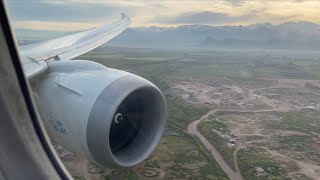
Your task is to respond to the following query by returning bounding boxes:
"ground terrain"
[56,47,320,180]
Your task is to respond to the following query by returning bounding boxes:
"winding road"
[188,110,241,180]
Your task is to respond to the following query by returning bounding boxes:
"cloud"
[224,0,246,7]
[6,0,320,30]
[153,11,254,25]
[154,11,231,25]
[13,20,100,31]
[6,0,134,23]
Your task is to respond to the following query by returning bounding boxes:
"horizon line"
[14,20,320,32]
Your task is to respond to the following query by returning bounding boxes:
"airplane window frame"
[0,1,71,179]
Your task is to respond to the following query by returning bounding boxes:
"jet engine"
[31,60,166,168]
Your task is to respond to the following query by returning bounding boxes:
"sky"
[6,0,320,31]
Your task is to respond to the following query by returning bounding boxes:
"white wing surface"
[19,13,131,78]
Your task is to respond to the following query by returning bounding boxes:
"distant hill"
[15,21,320,50]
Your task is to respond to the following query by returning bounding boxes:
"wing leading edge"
[19,13,131,78]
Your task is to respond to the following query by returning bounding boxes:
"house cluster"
[163,127,182,136]
[219,99,240,108]
[225,132,240,147]
[214,127,240,147]
[255,166,268,178]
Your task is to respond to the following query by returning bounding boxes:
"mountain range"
[16,21,320,50]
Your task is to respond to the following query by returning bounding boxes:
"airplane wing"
[18,13,131,78]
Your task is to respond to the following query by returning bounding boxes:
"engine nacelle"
[31,60,166,168]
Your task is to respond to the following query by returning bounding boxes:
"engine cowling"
[31,60,166,168]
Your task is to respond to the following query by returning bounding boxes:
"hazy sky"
[6,0,320,31]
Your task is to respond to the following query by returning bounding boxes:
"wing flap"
[22,58,48,78]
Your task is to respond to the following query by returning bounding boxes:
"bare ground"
[182,77,320,180]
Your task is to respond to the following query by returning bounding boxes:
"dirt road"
[233,147,244,180]
[188,110,241,180]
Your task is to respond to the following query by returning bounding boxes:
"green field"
[237,148,289,180]
[80,47,320,80]
[275,112,320,134]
